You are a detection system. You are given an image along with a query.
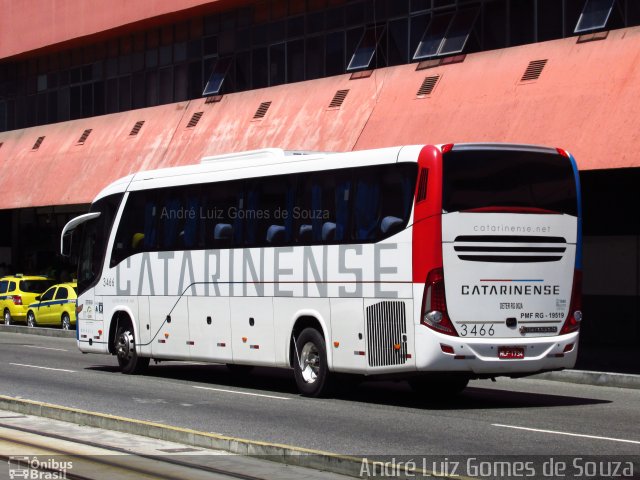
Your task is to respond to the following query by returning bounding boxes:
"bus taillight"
[560,270,582,335]
[421,268,458,336]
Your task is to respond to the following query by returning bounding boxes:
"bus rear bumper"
[414,328,580,375]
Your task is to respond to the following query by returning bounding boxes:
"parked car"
[1,275,56,325]
[26,282,78,329]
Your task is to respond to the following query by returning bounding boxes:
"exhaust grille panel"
[453,235,567,263]
[366,301,408,367]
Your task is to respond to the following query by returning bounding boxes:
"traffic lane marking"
[22,345,68,352]
[193,385,291,400]
[493,423,640,445]
[9,363,76,373]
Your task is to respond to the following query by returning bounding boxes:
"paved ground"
[0,332,639,462]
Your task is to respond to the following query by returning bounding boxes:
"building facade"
[0,0,638,373]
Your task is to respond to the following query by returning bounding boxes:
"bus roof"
[92,143,569,202]
[93,145,408,201]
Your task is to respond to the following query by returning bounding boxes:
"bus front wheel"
[293,328,331,397]
[115,325,149,374]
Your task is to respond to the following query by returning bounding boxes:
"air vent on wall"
[520,59,548,82]
[187,112,203,128]
[32,136,45,150]
[253,101,272,120]
[77,129,92,144]
[328,89,349,109]
[129,121,145,136]
[417,75,440,97]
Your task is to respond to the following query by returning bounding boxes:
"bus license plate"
[498,347,525,359]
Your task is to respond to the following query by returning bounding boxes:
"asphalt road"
[1,332,639,459]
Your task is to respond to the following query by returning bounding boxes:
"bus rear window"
[442,149,578,216]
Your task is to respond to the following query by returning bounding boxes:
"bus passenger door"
[150,296,190,360]
[230,297,275,366]
[188,296,232,362]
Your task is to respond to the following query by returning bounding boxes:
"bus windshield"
[77,193,122,295]
[442,149,578,215]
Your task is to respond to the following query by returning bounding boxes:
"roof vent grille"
[129,121,145,136]
[187,112,204,128]
[520,59,548,82]
[77,129,92,144]
[253,101,272,120]
[417,75,440,96]
[329,90,349,109]
[32,136,45,150]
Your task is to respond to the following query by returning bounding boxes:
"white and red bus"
[62,144,582,397]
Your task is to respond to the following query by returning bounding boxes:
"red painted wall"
[0,0,236,58]
[1,27,639,209]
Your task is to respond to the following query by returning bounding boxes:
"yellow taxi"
[26,282,78,329]
[1,275,55,325]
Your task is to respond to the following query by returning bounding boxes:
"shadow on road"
[86,362,611,410]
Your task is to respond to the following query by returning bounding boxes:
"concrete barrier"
[0,324,75,338]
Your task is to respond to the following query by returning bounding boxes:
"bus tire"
[408,375,469,398]
[293,327,331,397]
[115,324,149,374]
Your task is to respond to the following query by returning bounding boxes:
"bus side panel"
[188,296,232,362]
[150,296,191,360]
[330,298,367,373]
[137,296,152,356]
[230,297,275,366]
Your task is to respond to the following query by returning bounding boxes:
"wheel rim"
[27,313,34,327]
[4,311,9,325]
[299,341,320,384]
[115,330,135,362]
[62,315,70,330]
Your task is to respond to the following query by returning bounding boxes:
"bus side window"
[143,200,158,250]
[353,171,380,241]
[182,196,200,248]
[378,164,416,237]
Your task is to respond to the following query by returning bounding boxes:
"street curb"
[0,324,75,338]
[533,370,640,390]
[0,395,373,479]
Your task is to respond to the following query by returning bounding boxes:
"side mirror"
[61,231,73,257]
[35,295,41,301]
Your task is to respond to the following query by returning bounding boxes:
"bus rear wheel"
[293,328,331,397]
[115,325,149,374]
